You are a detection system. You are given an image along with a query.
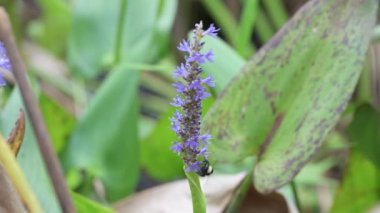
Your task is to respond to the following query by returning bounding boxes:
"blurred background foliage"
[0,0,379,212]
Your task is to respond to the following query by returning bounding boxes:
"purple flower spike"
[169,21,219,175]
[0,41,11,87]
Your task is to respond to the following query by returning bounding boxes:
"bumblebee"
[196,159,214,177]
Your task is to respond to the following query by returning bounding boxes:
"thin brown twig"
[0,8,75,213]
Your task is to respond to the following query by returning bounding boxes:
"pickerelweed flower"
[170,21,219,175]
[0,41,11,87]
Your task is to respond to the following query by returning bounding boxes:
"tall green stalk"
[114,0,128,65]
[185,172,207,213]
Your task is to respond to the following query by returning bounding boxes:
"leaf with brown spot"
[202,0,378,193]
[6,110,25,156]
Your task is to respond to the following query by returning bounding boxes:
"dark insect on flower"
[196,159,214,177]
[0,41,12,87]
[170,21,219,176]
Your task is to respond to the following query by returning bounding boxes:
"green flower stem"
[185,171,206,213]
[0,135,43,213]
[114,0,128,65]
[290,180,302,213]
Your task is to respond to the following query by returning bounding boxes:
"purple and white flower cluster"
[0,41,11,87]
[170,22,219,173]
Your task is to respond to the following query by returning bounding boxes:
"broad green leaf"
[62,67,139,201]
[330,150,380,213]
[202,0,378,193]
[347,104,380,169]
[1,88,61,213]
[40,94,75,154]
[72,192,114,213]
[68,0,177,78]
[185,172,206,213]
[202,36,245,94]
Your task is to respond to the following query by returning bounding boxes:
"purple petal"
[171,123,180,133]
[178,40,191,53]
[187,52,206,64]
[189,79,211,100]
[173,82,187,93]
[185,139,199,150]
[173,109,182,120]
[170,110,182,133]
[199,147,208,157]
[200,133,212,144]
[170,118,181,134]
[203,23,219,37]
[173,63,187,78]
[202,76,215,87]
[198,91,210,100]
[186,161,201,173]
[171,142,183,154]
[171,95,185,107]
[204,50,214,62]
[189,79,203,91]
[0,42,11,71]
[0,74,5,87]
